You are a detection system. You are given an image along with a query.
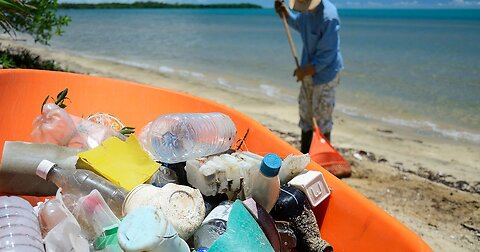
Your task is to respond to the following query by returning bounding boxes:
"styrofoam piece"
[287,171,330,207]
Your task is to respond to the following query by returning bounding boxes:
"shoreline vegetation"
[58,2,263,9]
[0,46,66,71]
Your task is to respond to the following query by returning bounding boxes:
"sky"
[57,0,480,8]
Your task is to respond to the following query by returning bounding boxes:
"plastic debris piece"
[271,185,333,252]
[185,151,262,199]
[353,152,363,161]
[73,190,120,241]
[208,200,274,252]
[31,103,125,150]
[278,154,310,184]
[87,113,125,132]
[123,183,205,240]
[77,135,160,191]
[117,207,189,252]
[0,141,80,196]
[288,170,331,207]
[242,198,283,251]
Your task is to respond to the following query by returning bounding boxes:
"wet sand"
[1,38,479,251]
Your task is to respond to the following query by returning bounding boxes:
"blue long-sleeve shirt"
[286,0,344,85]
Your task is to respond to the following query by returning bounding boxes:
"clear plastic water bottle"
[251,153,282,212]
[36,160,128,217]
[0,196,45,252]
[193,201,233,250]
[140,113,237,163]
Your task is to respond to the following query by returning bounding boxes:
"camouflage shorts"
[298,73,340,133]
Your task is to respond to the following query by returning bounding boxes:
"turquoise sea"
[47,8,480,144]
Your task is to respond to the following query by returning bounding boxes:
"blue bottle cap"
[260,153,282,177]
[198,248,209,252]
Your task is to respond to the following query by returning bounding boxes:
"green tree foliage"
[1,0,70,45]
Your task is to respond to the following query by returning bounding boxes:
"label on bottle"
[202,203,233,225]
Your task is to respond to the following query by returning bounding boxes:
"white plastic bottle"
[251,153,282,212]
[36,160,128,217]
[139,113,237,163]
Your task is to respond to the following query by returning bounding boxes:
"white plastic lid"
[36,160,56,180]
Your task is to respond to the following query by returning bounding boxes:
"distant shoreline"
[58,2,262,9]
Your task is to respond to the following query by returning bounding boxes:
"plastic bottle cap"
[36,160,56,180]
[260,154,282,177]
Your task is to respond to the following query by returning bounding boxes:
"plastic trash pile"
[0,89,333,252]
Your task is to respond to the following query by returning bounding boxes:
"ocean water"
[47,8,480,144]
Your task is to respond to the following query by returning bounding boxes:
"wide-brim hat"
[289,0,322,12]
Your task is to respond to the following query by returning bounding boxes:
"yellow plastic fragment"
[78,135,159,190]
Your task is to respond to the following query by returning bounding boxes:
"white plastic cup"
[0,234,44,250]
[0,197,32,210]
[0,216,40,231]
[0,207,37,223]
[0,225,42,241]
[0,196,44,252]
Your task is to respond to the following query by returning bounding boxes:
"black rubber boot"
[324,132,331,143]
[300,130,313,154]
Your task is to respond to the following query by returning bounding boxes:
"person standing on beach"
[275,0,343,153]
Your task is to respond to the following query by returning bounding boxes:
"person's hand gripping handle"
[274,0,288,18]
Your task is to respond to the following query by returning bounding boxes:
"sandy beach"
[1,38,479,251]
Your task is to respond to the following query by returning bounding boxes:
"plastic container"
[0,196,44,252]
[38,195,89,252]
[288,170,331,207]
[118,206,189,252]
[36,160,128,217]
[251,153,282,212]
[186,152,262,199]
[76,190,120,237]
[74,191,122,251]
[139,112,237,163]
[123,183,205,240]
[38,198,70,235]
[194,201,233,250]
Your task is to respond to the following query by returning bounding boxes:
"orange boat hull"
[0,69,431,251]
